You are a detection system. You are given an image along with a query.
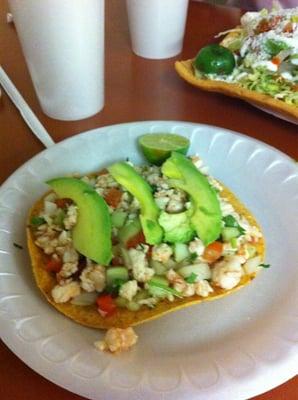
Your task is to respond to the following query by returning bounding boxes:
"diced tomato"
[203,241,223,263]
[271,56,281,66]
[283,22,293,33]
[270,16,282,27]
[96,294,117,317]
[146,245,154,259]
[55,198,73,209]
[255,19,270,33]
[45,258,62,273]
[255,16,281,34]
[126,231,146,249]
[104,188,122,208]
[111,256,123,266]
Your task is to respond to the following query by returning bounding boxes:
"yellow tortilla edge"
[175,35,298,121]
[27,183,265,330]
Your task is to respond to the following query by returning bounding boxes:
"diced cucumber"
[222,227,240,242]
[165,258,176,270]
[53,209,65,226]
[106,267,129,286]
[175,258,190,269]
[118,218,142,247]
[126,301,141,311]
[178,263,211,281]
[111,210,128,228]
[115,296,128,308]
[149,259,167,275]
[174,243,190,262]
[230,237,238,248]
[120,246,131,268]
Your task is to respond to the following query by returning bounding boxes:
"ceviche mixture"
[194,7,298,105]
[29,147,266,353]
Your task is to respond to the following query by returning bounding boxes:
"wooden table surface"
[0,0,297,399]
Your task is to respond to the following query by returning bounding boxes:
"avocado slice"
[47,177,112,265]
[108,162,163,245]
[158,210,195,244]
[161,152,222,245]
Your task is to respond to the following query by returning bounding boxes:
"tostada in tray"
[175,7,298,121]
[27,134,267,353]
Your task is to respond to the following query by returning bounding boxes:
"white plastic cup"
[126,0,189,60]
[8,0,105,121]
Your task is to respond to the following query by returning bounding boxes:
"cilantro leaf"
[259,263,271,268]
[223,215,245,235]
[105,278,126,295]
[13,242,23,250]
[30,216,46,227]
[188,252,198,262]
[185,273,198,284]
[151,184,158,192]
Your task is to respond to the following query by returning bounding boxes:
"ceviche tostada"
[175,7,298,121]
[27,134,266,353]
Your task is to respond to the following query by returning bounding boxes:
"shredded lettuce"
[194,61,298,105]
[214,28,243,39]
[224,33,245,52]
[237,67,298,105]
[260,8,269,17]
[194,7,298,107]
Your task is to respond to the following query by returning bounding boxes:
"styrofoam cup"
[8,0,105,121]
[126,0,189,59]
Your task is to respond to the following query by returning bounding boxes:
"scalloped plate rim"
[0,120,296,192]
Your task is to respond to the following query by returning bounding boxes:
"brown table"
[0,0,297,399]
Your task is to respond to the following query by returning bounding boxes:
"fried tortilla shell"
[175,30,298,121]
[27,184,265,330]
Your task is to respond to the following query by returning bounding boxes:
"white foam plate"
[0,121,297,400]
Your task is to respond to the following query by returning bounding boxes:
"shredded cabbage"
[195,7,298,107]
[237,67,298,105]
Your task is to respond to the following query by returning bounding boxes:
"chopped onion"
[71,291,98,306]
[178,263,211,281]
[44,201,58,216]
[243,256,262,275]
[63,248,78,263]
[44,193,57,202]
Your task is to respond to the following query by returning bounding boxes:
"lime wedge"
[138,133,190,165]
